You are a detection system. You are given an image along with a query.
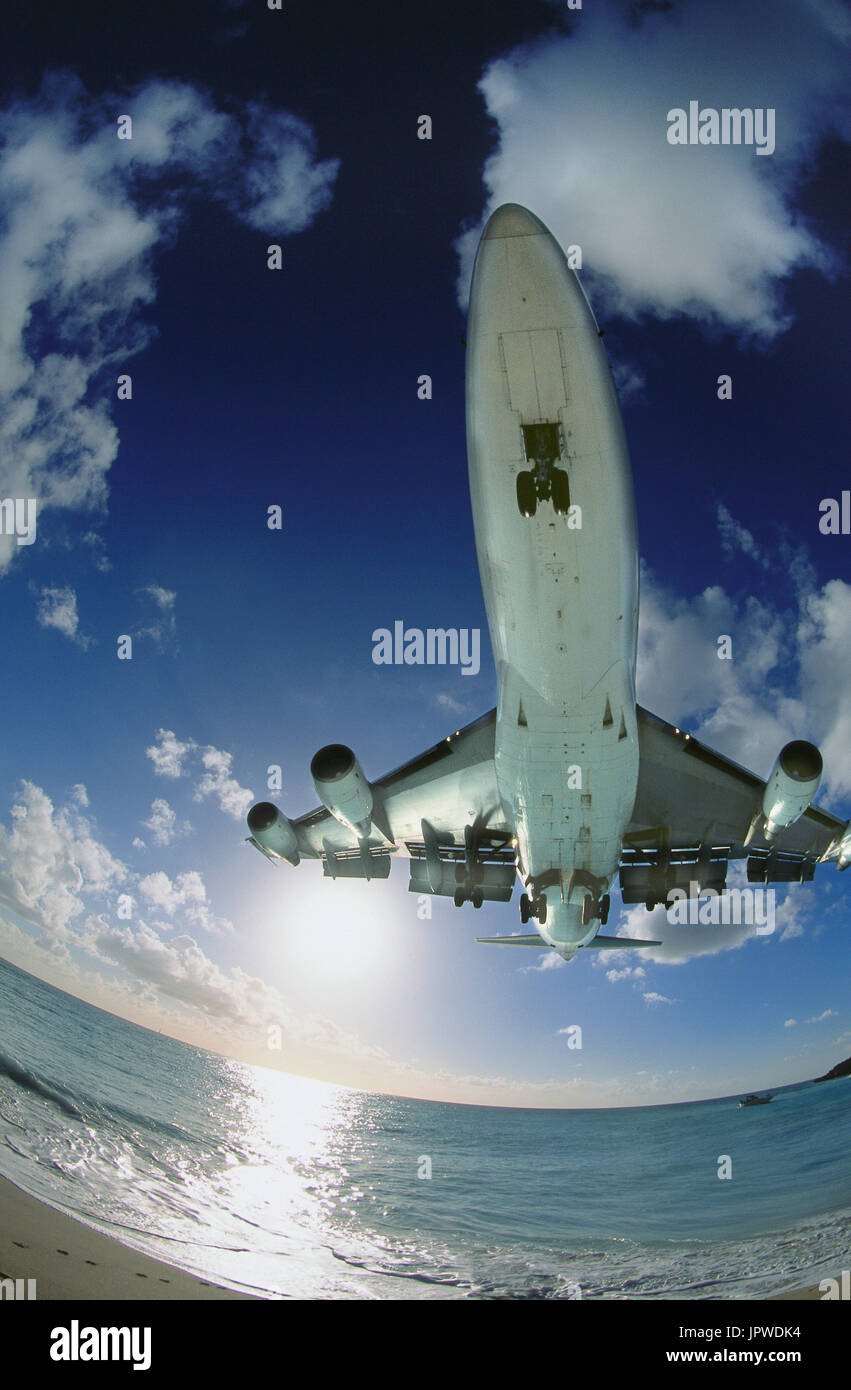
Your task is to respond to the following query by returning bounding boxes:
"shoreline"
[0,1172,261,1300]
[0,1171,833,1301]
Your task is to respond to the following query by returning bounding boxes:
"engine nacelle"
[310,744,373,837]
[837,827,851,872]
[761,741,822,840]
[246,802,300,864]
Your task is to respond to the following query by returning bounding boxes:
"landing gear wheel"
[516,471,537,517]
[581,894,594,928]
[520,892,531,925]
[552,468,571,515]
[599,894,610,927]
[453,887,466,908]
[471,887,484,909]
[538,894,547,926]
[645,896,657,912]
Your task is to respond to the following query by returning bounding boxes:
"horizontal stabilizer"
[582,935,661,949]
[476,934,549,948]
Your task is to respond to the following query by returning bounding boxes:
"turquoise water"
[1,956,848,1299]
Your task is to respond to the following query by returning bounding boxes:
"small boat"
[738,1093,773,1108]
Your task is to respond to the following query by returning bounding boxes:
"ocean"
[1,955,848,1300]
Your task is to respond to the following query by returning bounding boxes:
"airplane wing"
[622,706,849,903]
[249,709,518,902]
[248,702,849,908]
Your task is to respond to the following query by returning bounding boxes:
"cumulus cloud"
[784,1018,798,1027]
[34,584,89,646]
[138,868,230,935]
[637,520,851,802]
[141,797,192,848]
[643,991,676,1006]
[0,781,127,936]
[146,729,194,779]
[146,728,253,820]
[807,1008,838,1023]
[606,964,646,983]
[457,0,847,336]
[520,948,567,972]
[0,72,339,576]
[194,746,254,820]
[91,922,282,1026]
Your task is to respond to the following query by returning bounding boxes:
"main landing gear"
[582,892,610,927]
[454,866,485,909]
[453,822,487,908]
[520,892,547,926]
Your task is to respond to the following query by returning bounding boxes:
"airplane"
[246,202,851,963]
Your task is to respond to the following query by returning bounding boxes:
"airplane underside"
[245,203,851,964]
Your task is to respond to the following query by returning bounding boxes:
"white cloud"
[134,584,177,649]
[772,893,810,942]
[784,1018,798,1028]
[0,73,339,577]
[141,797,191,848]
[146,728,253,821]
[193,746,254,821]
[34,585,89,646]
[146,729,194,779]
[606,964,646,983]
[435,692,468,716]
[138,868,230,935]
[637,540,851,805]
[643,991,676,1006]
[91,922,281,1025]
[457,0,847,337]
[807,1008,838,1023]
[717,504,770,570]
[520,948,566,972]
[797,580,851,799]
[0,780,127,936]
[610,360,646,403]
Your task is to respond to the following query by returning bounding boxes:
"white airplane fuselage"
[466,204,640,957]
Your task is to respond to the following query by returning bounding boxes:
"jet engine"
[246,802,300,864]
[310,744,373,837]
[761,741,823,840]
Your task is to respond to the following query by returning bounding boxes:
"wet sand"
[0,1172,260,1299]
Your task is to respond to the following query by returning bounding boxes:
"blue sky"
[0,0,849,1106]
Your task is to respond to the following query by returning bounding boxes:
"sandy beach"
[0,1173,259,1300]
[1,1170,832,1301]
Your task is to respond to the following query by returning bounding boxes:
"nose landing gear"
[516,423,571,518]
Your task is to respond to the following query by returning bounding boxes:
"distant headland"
[813,1055,851,1084]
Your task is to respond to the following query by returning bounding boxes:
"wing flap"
[629,706,847,864]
